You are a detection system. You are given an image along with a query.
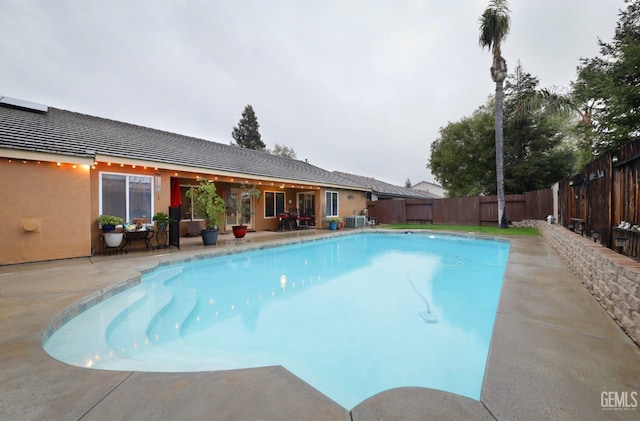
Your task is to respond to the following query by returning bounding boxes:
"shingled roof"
[333,171,438,199]
[0,99,366,190]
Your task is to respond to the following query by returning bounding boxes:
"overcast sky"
[0,0,625,186]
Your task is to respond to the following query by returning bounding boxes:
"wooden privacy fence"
[559,138,640,258]
[367,189,553,226]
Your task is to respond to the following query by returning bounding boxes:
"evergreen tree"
[232,105,266,150]
[503,64,575,193]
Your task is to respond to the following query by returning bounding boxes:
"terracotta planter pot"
[232,225,248,239]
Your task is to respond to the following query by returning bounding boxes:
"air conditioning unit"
[345,215,366,228]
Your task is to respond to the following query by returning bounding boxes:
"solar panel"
[0,96,48,113]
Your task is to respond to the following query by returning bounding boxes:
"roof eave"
[0,147,95,165]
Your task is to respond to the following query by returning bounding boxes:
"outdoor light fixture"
[614,236,628,254]
[591,230,600,243]
[155,174,162,193]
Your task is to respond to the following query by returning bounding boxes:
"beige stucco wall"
[0,160,92,265]
[1,156,369,264]
[318,188,367,228]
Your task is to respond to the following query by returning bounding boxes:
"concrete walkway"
[1,229,639,420]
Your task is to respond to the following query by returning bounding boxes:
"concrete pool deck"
[1,229,639,420]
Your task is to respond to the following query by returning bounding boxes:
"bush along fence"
[536,220,640,346]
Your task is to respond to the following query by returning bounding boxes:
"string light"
[4,160,326,192]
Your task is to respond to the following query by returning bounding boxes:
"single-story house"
[0,96,374,265]
[333,172,439,200]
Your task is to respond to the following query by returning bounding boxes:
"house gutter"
[0,148,95,166]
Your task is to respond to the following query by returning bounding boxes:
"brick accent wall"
[535,220,640,345]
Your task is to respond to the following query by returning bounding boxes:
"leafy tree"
[521,86,590,170]
[232,105,266,150]
[429,105,496,197]
[429,65,576,197]
[271,144,297,158]
[571,0,640,153]
[479,0,511,227]
[569,63,602,166]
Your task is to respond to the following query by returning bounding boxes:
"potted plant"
[152,212,173,231]
[97,214,124,232]
[152,211,173,248]
[97,214,124,247]
[186,179,226,245]
[327,217,342,231]
[227,184,261,239]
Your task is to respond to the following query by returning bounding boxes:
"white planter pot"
[104,232,124,248]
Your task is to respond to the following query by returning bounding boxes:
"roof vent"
[0,96,48,113]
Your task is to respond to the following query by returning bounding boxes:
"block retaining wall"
[534,220,640,346]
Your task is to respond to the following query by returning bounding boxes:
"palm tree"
[479,0,510,228]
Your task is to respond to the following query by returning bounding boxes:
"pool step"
[43,287,147,368]
[146,276,199,345]
[105,267,184,359]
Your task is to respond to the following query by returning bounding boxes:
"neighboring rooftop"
[412,180,446,198]
[0,96,48,113]
[0,98,366,190]
[333,171,438,199]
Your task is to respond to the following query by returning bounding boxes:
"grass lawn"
[385,224,540,236]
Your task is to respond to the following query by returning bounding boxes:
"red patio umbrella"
[170,178,182,207]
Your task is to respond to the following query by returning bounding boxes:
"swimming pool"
[44,232,510,409]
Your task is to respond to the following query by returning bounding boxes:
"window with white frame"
[100,172,153,222]
[264,191,286,217]
[325,191,338,217]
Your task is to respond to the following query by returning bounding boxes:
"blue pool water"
[44,232,510,409]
